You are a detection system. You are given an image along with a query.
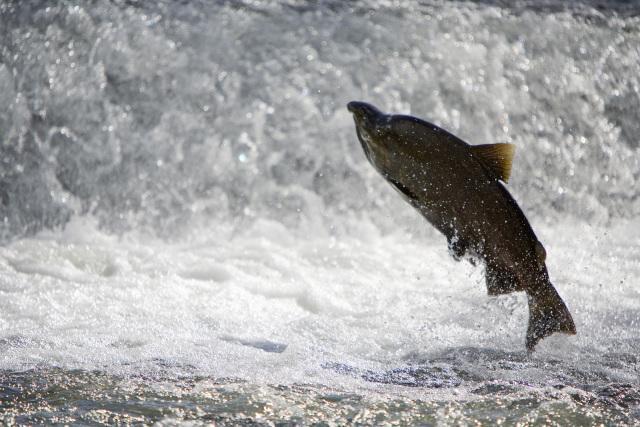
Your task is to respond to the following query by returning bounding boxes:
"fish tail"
[525,282,576,351]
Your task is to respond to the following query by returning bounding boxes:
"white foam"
[1,216,638,396]
[1,0,639,402]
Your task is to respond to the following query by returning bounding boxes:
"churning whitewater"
[1,0,639,424]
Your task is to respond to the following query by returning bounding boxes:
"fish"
[347,101,576,350]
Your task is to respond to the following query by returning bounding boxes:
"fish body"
[347,101,576,350]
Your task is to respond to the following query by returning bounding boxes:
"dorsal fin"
[470,143,515,183]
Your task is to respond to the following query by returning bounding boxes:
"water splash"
[1,1,639,241]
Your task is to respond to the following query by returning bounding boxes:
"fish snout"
[347,101,363,113]
[347,101,386,130]
[347,101,373,116]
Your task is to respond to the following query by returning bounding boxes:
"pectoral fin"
[386,176,419,206]
[470,143,515,183]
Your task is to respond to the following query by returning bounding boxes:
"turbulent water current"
[1,0,639,424]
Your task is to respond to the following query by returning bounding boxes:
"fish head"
[347,101,389,140]
[347,101,394,168]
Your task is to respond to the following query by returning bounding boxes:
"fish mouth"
[347,101,385,131]
[346,101,361,114]
[347,102,388,167]
[347,101,376,116]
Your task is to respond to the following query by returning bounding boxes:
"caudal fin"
[526,284,576,351]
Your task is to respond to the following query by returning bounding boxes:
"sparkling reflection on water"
[2,352,639,425]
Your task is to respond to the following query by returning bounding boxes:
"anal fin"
[485,264,519,296]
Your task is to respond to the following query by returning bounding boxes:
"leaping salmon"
[347,101,576,350]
